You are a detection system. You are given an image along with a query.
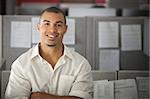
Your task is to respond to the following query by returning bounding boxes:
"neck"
[39,43,64,68]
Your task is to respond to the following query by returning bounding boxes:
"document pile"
[114,79,138,99]
[93,80,114,99]
[136,77,150,99]
[93,79,138,99]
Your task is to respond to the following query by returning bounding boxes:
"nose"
[47,24,57,33]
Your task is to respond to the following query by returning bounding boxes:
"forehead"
[40,11,65,23]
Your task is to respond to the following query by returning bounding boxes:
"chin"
[46,44,56,47]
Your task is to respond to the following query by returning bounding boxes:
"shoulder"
[18,47,34,62]
[11,47,35,69]
[67,48,85,60]
[66,48,92,74]
[66,47,90,66]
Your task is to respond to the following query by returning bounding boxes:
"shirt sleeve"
[69,59,94,99]
[5,60,31,99]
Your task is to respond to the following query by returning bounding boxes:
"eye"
[56,24,63,27]
[44,22,50,26]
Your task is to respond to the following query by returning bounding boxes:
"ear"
[37,23,40,32]
[64,25,68,34]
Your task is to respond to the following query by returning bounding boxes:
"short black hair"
[40,7,66,24]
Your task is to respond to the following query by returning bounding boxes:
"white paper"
[94,80,114,99]
[60,3,94,8]
[114,79,138,99]
[121,24,142,51]
[11,21,31,48]
[98,21,119,48]
[32,17,40,44]
[63,18,75,45]
[94,80,109,84]
[0,16,2,61]
[99,49,119,71]
[136,77,150,99]
[69,8,116,17]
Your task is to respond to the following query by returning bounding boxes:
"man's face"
[38,11,67,47]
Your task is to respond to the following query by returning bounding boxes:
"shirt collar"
[30,44,40,60]
[30,43,73,60]
[63,45,73,60]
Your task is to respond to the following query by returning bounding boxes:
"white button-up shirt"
[5,44,93,99]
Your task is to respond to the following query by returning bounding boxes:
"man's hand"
[30,92,82,99]
[30,92,53,99]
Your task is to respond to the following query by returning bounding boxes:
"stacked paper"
[136,77,150,99]
[114,79,138,99]
[93,79,138,99]
[94,80,114,99]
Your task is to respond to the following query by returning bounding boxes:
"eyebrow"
[40,19,50,23]
[41,19,64,24]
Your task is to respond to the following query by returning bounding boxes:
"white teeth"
[47,33,58,38]
[49,35,55,38]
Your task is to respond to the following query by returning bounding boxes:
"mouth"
[46,33,58,40]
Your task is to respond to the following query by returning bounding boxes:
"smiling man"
[5,7,93,99]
